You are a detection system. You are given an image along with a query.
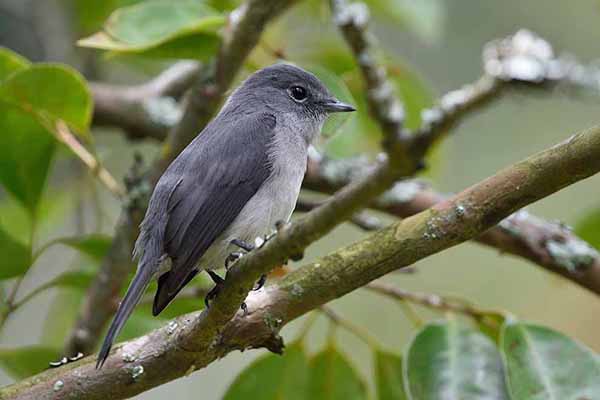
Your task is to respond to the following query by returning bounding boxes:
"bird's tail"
[96,265,154,369]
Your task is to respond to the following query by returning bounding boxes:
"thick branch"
[4,123,600,400]
[304,155,600,294]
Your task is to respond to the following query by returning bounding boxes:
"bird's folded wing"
[149,112,276,312]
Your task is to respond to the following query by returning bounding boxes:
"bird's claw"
[204,270,250,315]
[225,251,245,269]
[204,270,225,308]
[253,274,267,291]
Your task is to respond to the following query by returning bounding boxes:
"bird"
[96,63,355,368]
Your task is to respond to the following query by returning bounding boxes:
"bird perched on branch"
[96,63,355,368]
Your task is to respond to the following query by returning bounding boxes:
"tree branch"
[91,61,199,140]
[4,122,600,400]
[304,155,600,295]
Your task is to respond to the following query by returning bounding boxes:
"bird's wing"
[152,112,276,314]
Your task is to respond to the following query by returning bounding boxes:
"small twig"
[319,306,381,349]
[54,121,125,198]
[91,61,199,140]
[397,300,424,328]
[365,282,501,321]
[10,280,55,311]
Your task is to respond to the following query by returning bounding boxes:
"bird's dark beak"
[321,98,356,113]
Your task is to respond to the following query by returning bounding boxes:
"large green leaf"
[78,0,224,60]
[308,345,367,400]
[405,320,508,400]
[50,234,113,261]
[0,225,31,280]
[575,207,600,250]
[223,342,309,400]
[0,346,60,379]
[0,104,56,214]
[0,47,30,81]
[501,322,600,400]
[375,351,408,400]
[0,64,92,134]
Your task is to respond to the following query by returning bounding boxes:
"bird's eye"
[289,85,308,102]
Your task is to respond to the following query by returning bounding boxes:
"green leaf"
[0,47,30,81]
[223,342,309,400]
[0,225,31,280]
[0,346,60,379]
[375,351,408,400]
[405,319,508,400]
[0,64,92,134]
[387,61,435,131]
[0,104,56,214]
[575,207,600,250]
[365,0,446,42]
[70,0,142,33]
[49,270,96,290]
[501,322,600,400]
[308,345,367,400]
[78,0,225,60]
[51,234,112,261]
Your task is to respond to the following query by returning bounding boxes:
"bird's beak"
[321,98,356,113]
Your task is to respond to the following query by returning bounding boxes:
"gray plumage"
[97,63,355,368]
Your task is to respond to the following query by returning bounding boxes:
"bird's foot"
[225,233,273,269]
[225,251,245,269]
[204,270,248,314]
[204,270,225,309]
[230,238,254,252]
[49,352,84,368]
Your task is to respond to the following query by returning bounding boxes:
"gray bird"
[96,64,355,368]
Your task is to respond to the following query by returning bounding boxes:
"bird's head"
[229,63,355,125]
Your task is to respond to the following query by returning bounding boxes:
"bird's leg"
[253,274,267,291]
[205,270,248,314]
[225,251,245,269]
[229,239,269,291]
[225,239,255,269]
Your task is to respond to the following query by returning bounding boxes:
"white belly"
[199,150,306,270]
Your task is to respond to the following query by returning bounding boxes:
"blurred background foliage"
[1,0,600,399]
